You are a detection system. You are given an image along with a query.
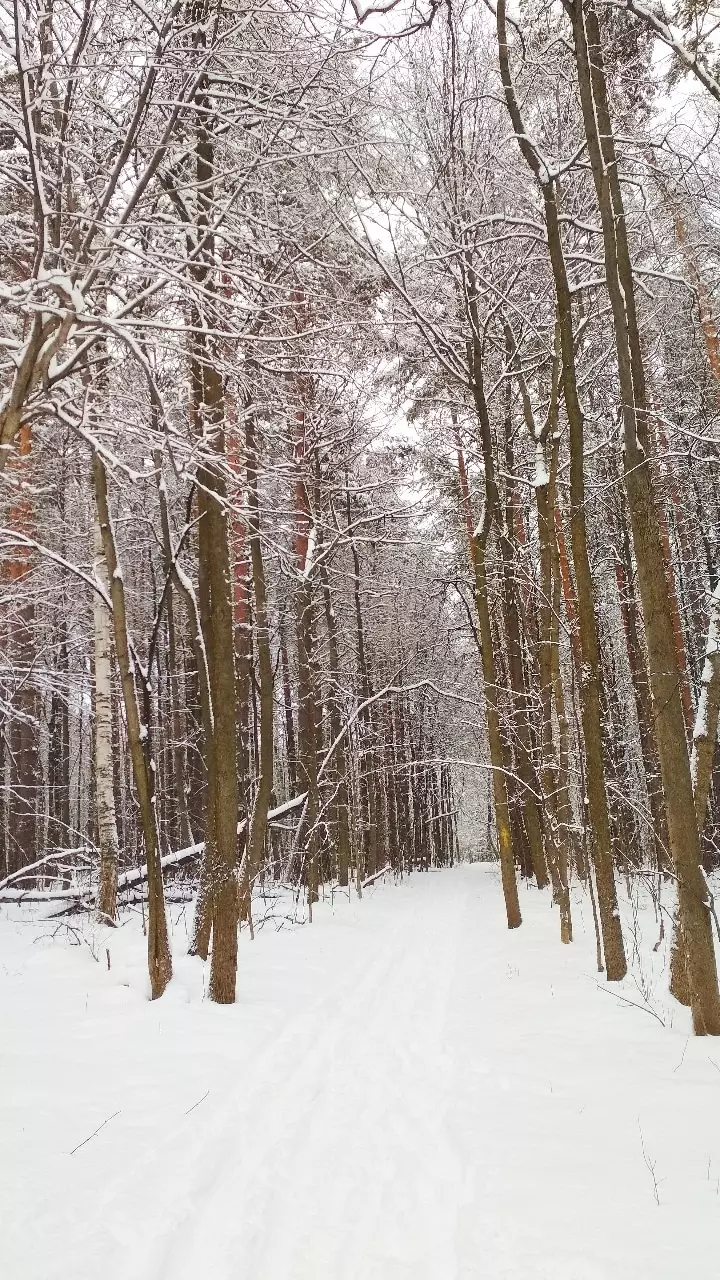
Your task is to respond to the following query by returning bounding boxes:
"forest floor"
[2,863,720,1280]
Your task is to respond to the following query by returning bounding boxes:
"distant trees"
[1,0,720,1031]
[335,0,720,1026]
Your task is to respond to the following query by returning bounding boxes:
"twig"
[184,1090,209,1116]
[594,981,665,1026]
[673,1037,690,1073]
[638,1120,661,1206]
[69,1110,121,1155]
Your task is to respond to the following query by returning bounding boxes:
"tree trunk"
[186,4,240,1000]
[192,420,240,1000]
[691,583,720,831]
[497,0,626,975]
[500,372,548,889]
[244,402,274,885]
[536,450,572,943]
[5,423,39,874]
[318,493,351,888]
[279,608,298,795]
[612,488,670,872]
[153,450,194,851]
[569,0,720,1032]
[93,452,171,998]
[454,427,521,928]
[92,514,120,922]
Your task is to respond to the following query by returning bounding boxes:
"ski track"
[2,863,720,1280]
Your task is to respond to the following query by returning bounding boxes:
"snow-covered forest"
[2,0,720,1275]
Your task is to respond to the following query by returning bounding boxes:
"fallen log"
[0,794,310,905]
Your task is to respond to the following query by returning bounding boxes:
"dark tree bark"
[497,0,626,975]
[93,452,171,999]
[568,0,720,1032]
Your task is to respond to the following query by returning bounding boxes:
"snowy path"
[2,864,720,1279]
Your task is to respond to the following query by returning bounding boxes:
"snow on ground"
[2,864,719,1280]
